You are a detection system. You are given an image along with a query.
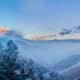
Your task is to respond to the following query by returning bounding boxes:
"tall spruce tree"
[4,40,18,80]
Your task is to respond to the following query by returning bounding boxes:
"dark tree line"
[0,40,65,80]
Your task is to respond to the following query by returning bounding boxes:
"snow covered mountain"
[0,29,80,67]
[0,28,80,79]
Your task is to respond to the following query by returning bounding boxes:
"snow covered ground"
[18,40,80,67]
[0,30,80,79]
[0,28,80,80]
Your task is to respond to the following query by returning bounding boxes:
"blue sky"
[0,0,80,35]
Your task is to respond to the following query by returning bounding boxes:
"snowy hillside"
[0,30,80,67]
[0,30,80,79]
[53,55,80,72]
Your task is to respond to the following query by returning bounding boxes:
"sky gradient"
[0,0,80,35]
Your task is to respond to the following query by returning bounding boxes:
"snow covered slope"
[0,30,80,79]
[53,55,80,72]
[0,30,80,68]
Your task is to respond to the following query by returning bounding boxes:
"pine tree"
[4,40,19,80]
[0,42,10,80]
[0,40,19,80]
